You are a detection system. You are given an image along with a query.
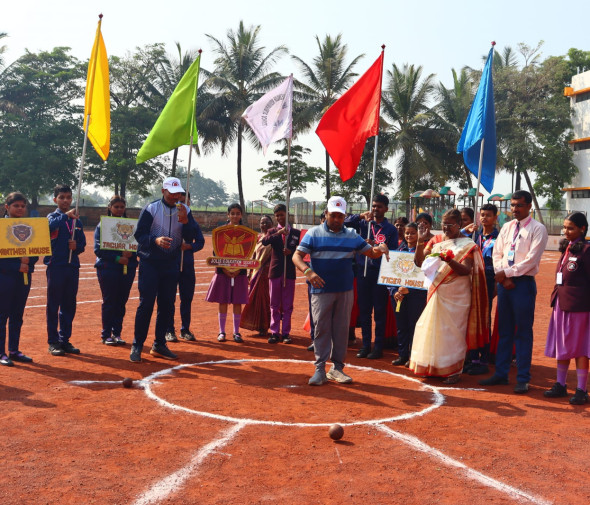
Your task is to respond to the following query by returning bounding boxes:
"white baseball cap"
[327,196,347,215]
[162,177,185,194]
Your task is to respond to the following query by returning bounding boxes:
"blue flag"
[457,47,496,193]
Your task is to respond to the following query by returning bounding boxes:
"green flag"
[136,53,200,164]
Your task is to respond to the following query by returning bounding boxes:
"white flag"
[242,74,293,155]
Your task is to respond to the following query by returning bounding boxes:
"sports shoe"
[179,329,196,341]
[569,388,589,405]
[479,375,509,386]
[113,336,126,346]
[9,351,33,363]
[367,349,383,359]
[0,354,14,367]
[392,356,408,366]
[233,333,244,343]
[150,343,178,360]
[164,331,178,342]
[268,333,279,344]
[217,333,226,342]
[307,343,314,352]
[308,369,328,386]
[327,367,353,384]
[514,382,529,394]
[102,337,117,346]
[356,348,370,358]
[48,343,65,356]
[281,334,292,344]
[61,341,80,354]
[130,345,142,362]
[544,382,568,398]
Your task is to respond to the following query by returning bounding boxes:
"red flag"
[316,52,384,182]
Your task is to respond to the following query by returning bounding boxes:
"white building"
[564,70,590,216]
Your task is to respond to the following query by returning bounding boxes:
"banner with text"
[99,216,138,252]
[377,251,427,290]
[0,218,52,258]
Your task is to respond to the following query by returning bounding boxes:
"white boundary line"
[376,424,552,505]
[132,422,245,505]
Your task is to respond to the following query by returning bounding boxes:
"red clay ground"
[1,232,589,505]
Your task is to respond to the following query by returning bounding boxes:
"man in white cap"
[293,196,390,385]
[130,177,198,362]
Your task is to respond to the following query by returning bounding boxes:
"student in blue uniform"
[130,177,197,363]
[94,195,138,346]
[45,184,86,356]
[0,192,37,366]
[165,192,204,342]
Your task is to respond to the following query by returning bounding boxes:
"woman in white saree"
[410,209,489,383]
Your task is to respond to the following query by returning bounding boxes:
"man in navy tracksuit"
[165,192,205,342]
[130,177,197,362]
[45,184,86,356]
[345,194,398,359]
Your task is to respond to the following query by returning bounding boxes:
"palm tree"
[381,63,444,214]
[291,34,364,200]
[199,21,287,211]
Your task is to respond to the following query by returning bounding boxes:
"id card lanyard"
[507,217,531,265]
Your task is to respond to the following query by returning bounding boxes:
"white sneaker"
[308,369,327,386]
[327,367,352,384]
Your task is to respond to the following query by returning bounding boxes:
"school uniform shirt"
[344,215,398,272]
[261,226,301,280]
[472,227,499,277]
[550,240,590,312]
[492,217,548,278]
[135,198,197,263]
[44,209,86,267]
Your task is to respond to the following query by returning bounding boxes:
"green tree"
[380,63,445,212]
[176,167,229,207]
[291,34,364,199]
[0,47,83,207]
[330,133,394,207]
[199,21,287,212]
[84,45,169,199]
[258,144,323,202]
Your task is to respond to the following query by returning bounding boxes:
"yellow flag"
[83,16,110,161]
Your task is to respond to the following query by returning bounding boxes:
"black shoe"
[9,351,33,363]
[281,334,292,344]
[544,382,568,398]
[48,343,65,356]
[268,334,279,344]
[233,333,244,343]
[514,382,529,394]
[150,343,178,360]
[179,329,196,341]
[392,356,408,366]
[356,348,370,358]
[468,363,490,376]
[0,354,14,367]
[164,331,178,342]
[307,343,314,352]
[367,349,383,359]
[61,341,80,354]
[130,345,142,362]
[479,375,509,386]
[569,388,589,405]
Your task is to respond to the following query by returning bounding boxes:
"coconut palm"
[291,34,364,199]
[199,21,287,211]
[381,63,445,213]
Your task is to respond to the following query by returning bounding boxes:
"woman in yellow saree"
[410,209,489,383]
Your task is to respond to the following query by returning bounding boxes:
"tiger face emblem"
[116,223,135,241]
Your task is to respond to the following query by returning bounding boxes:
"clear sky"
[3,0,586,204]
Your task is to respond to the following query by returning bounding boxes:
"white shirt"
[492,216,548,278]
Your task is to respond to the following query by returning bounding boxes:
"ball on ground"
[122,377,133,388]
[328,424,344,440]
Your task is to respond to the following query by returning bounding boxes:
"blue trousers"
[0,270,32,354]
[168,261,195,332]
[356,270,389,351]
[133,259,178,348]
[46,265,79,344]
[97,264,136,339]
[495,277,537,383]
[393,289,427,360]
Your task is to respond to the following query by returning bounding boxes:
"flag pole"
[364,45,385,278]
[472,41,495,241]
[70,14,103,264]
[284,137,292,287]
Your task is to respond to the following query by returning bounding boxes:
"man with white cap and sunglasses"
[130,177,198,363]
[293,196,390,385]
